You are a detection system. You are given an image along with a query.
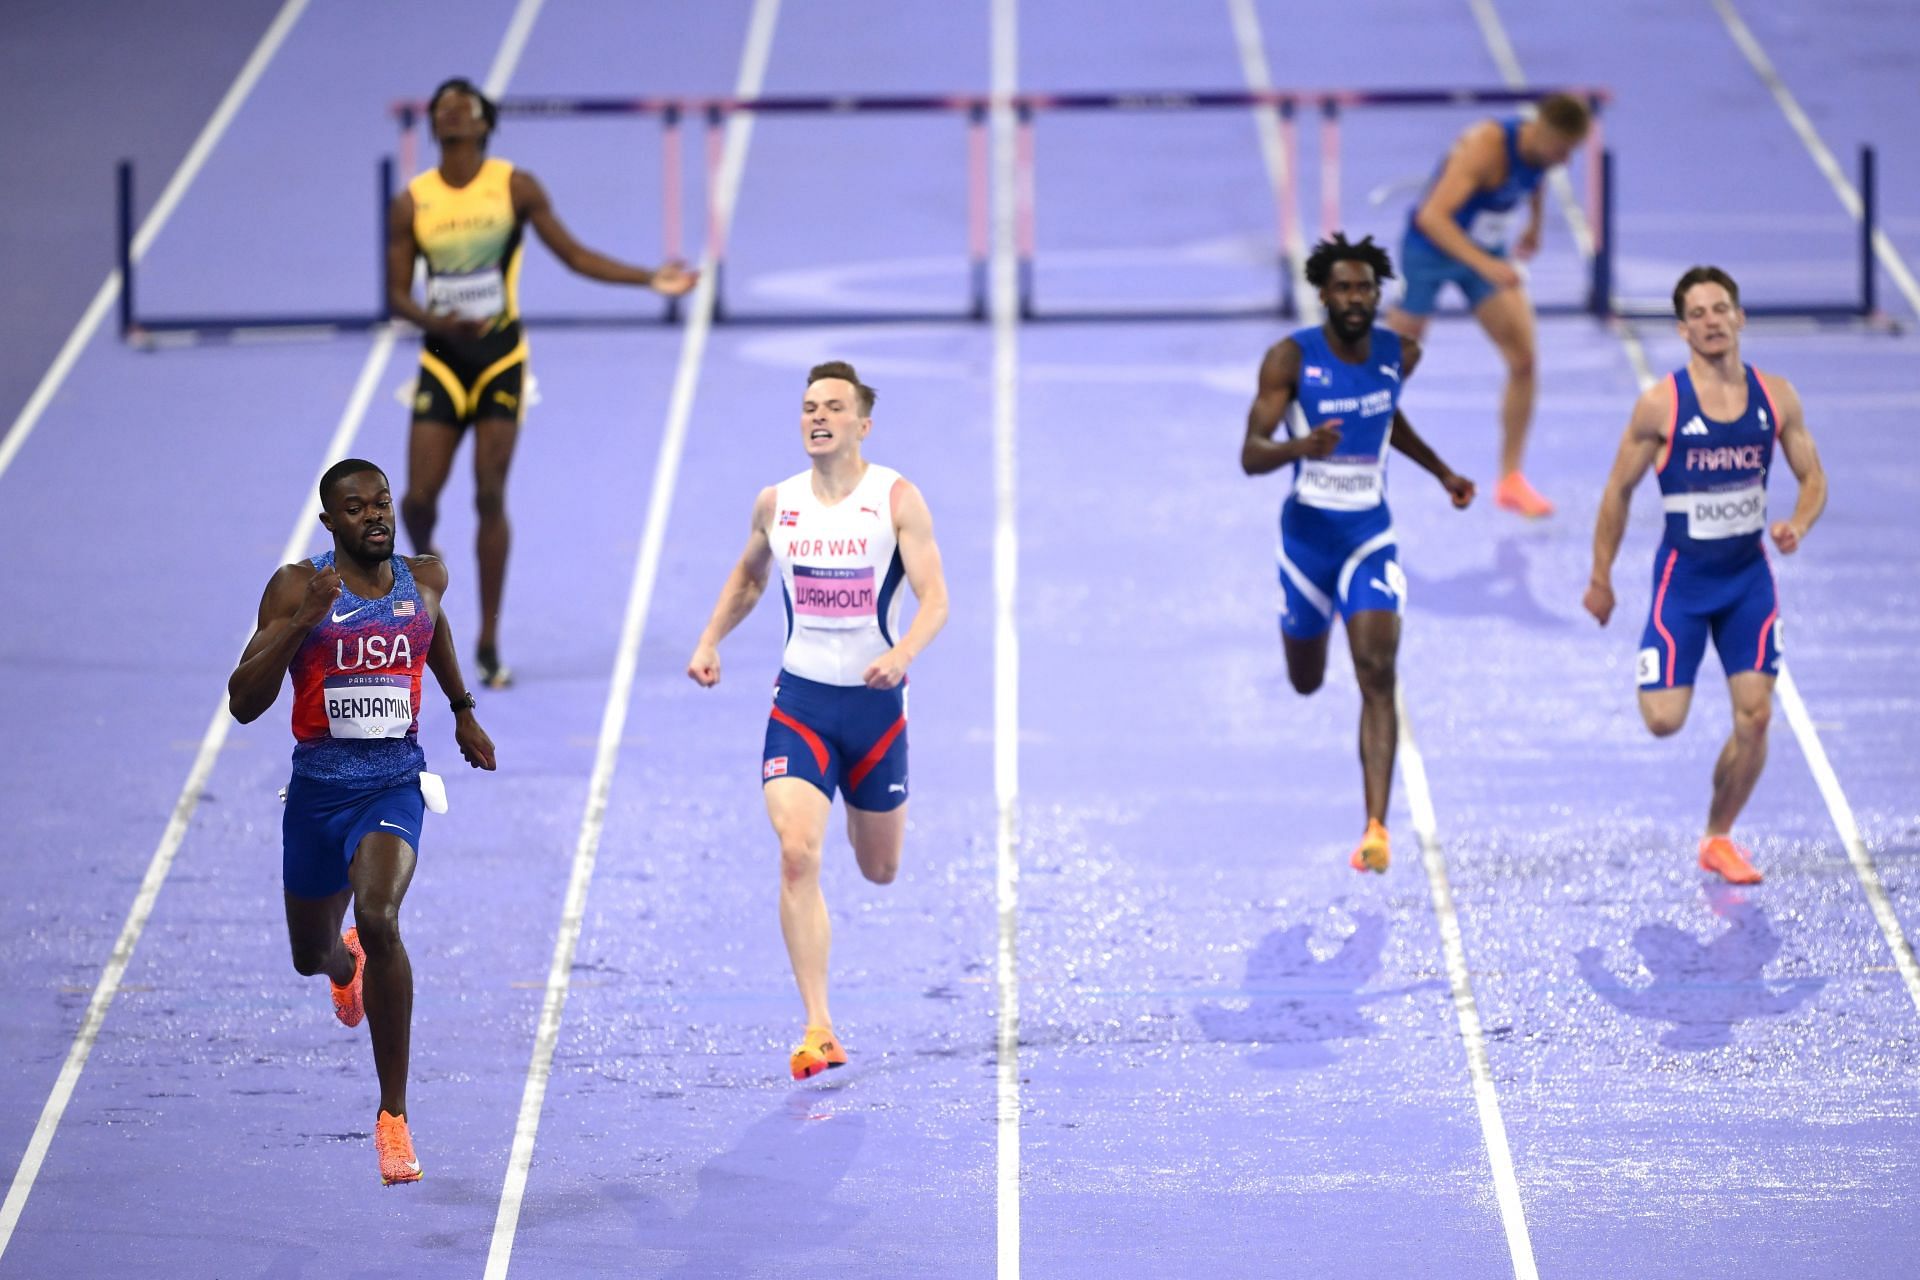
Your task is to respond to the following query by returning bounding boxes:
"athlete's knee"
[289,939,334,977]
[1734,699,1772,740]
[855,844,900,885]
[1288,667,1324,696]
[354,903,404,957]
[778,833,823,886]
[402,488,438,528]
[1352,650,1397,698]
[1503,344,1536,380]
[473,480,508,520]
[1641,705,1687,737]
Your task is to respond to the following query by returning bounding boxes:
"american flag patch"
[778,509,800,527]
[394,600,416,616]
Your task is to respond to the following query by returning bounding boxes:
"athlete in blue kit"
[1585,266,1827,884]
[1243,234,1476,873]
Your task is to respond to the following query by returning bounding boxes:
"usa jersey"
[770,464,907,686]
[1404,118,1545,256]
[288,553,433,787]
[1655,364,1777,565]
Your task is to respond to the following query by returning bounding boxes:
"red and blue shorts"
[1637,546,1781,691]
[762,670,908,812]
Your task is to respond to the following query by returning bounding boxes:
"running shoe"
[375,1110,422,1186]
[331,927,365,1029]
[1494,471,1555,518]
[1349,819,1391,874]
[476,646,514,690]
[789,1025,849,1080]
[1698,835,1763,885]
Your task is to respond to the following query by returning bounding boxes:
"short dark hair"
[1536,93,1592,139]
[1304,232,1395,288]
[806,360,876,415]
[319,459,387,510]
[428,77,498,138]
[1672,265,1741,318]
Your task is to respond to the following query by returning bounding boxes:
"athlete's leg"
[403,417,462,557]
[284,887,355,983]
[470,414,520,666]
[1637,686,1694,737]
[347,831,417,1119]
[1384,309,1430,343]
[1345,609,1401,824]
[1708,672,1774,836]
[1473,286,1547,507]
[845,804,905,885]
[766,776,835,1029]
[1283,634,1330,694]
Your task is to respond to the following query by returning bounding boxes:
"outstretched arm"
[1584,381,1671,625]
[1242,338,1341,475]
[863,480,950,690]
[687,488,778,687]
[412,556,494,770]
[515,169,698,296]
[228,563,337,724]
[1765,375,1826,554]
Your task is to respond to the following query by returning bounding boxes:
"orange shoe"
[1494,471,1555,518]
[331,928,365,1028]
[1349,819,1391,874]
[375,1110,422,1186]
[789,1025,849,1081]
[1699,835,1763,885]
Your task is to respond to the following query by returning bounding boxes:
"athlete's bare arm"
[1241,338,1341,475]
[228,563,334,723]
[1514,188,1545,260]
[1584,380,1674,625]
[687,487,778,688]
[1765,374,1826,554]
[512,170,697,297]
[863,480,949,691]
[1412,121,1518,289]
[383,192,488,340]
[411,555,495,770]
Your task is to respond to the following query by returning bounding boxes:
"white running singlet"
[769,463,906,686]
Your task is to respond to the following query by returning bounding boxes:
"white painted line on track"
[0,0,311,487]
[1709,0,1920,320]
[989,0,1023,1274]
[1395,690,1540,1280]
[1225,0,1316,324]
[481,1,781,1275]
[0,328,397,1261]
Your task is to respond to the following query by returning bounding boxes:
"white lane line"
[1776,669,1920,1015]
[483,0,545,97]
[1396,690,1540,1280]
[1225,0,1316,324]
[989,0,1023,1274]
[0,329,396,1261]
[0,0,311,487]
[480,2,781,1275]
[1710,0,1920,319]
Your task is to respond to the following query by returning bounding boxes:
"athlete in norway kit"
[388,77,697,690]
[1586,267,1828,884]
[688,361,950,1081]
[1243,235,1475,875]
[229,459,495,1185]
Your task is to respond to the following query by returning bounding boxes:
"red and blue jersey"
[1654,364,1778,565]
[288,552,433,788]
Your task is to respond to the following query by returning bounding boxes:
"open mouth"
[365,526,391,543]
[809,429,832,442]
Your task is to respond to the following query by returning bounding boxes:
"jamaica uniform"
[409,157,528,427]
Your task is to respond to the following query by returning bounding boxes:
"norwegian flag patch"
[763,756,789,779]
[778,509,800,527]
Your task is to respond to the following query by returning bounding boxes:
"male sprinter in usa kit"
[1585,267,1827,884]
[230,459,496,1183]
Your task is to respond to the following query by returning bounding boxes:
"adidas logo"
[1680,415,1710,436]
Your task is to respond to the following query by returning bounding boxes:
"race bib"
[1295,458,1384,511]
[1466,207,1517,251]
[1670,484,1766,540]
[323,674,414,739]
[425,268,505,322]
[791,564,875,626]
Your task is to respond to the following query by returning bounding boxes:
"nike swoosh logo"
[379,820,411,834]
[405,1159,421,1173]
[331,605,371,622]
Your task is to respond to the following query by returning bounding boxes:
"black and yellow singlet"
[409,157,529,427]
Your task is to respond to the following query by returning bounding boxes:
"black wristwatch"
[448,692,477,714]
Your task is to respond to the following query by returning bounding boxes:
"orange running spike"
[331,928,365,1029]
[1494,471,1555,519]
[1349,819,1391,875]
[1699,835,1764,885]
[375,1110,422,1186]
[789,1025,849,1081]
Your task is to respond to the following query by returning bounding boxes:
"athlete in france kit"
[1586,266,1827,884]
[688,361,951,1081]
[1243,234,1475,875]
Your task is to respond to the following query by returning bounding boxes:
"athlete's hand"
[1513,225,1542,261]
[863,648,909,690]
[1482,259,1522,291]
[649,260,699,297]
[1298,419,1343,460]
[1583,579,1615,626]
[455,715,496,770]
[1770,520,1803,554]
[1441,472,1476,508]
[292,566,342,629]
[687,643,722,688]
